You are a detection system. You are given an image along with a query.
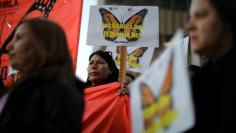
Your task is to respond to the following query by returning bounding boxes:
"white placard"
[87,5,159,47]
[130,31,195,133]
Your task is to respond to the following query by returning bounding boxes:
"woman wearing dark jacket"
[0,18,84,133]
[186,0,236,132]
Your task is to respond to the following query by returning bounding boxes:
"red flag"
[0,0,83,87]
[83,82,131,133]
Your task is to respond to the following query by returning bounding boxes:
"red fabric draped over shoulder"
[82,82,131,133]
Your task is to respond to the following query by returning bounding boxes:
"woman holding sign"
[82,50,130,133]
[186,0,236,132]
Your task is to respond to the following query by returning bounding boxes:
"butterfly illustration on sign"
[99,7,148,43]
[140,52,178,132]
[115,47,147,69]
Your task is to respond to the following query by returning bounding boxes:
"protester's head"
[87,50,119,86]
[9,18,73,77]
[186,0,235,59]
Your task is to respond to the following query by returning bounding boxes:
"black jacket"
[186,47,236,133]
[0,80,6,98]
[0,70,84,133]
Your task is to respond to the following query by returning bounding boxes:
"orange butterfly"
[99,8,148,42]
[140,52,178,131]
[115,47,147,68]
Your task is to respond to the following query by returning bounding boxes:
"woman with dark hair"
[86,50,119,87]
[0,18,84,133]
[82,50,130,133]
[186,0,236,132]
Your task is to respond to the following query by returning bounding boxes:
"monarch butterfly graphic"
[140,52,178,132]
[99,7,148,42]
[115,47,147,69]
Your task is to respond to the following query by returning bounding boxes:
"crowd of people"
[0,0,235,132]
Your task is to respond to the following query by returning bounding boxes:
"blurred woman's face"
[9,24,38,73]
[187,0,230,58]
[87,54,112,86]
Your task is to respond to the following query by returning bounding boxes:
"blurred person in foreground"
[0,18,84,133]
[186,0,236,132]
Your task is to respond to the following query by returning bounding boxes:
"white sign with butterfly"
[106,46,154,73]
[87,6,159,47]
[130,31,195,133]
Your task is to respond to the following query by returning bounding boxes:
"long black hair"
[86,50,119,86]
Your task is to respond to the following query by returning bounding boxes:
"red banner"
[0,0,83,87]
[83,82,131,133]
